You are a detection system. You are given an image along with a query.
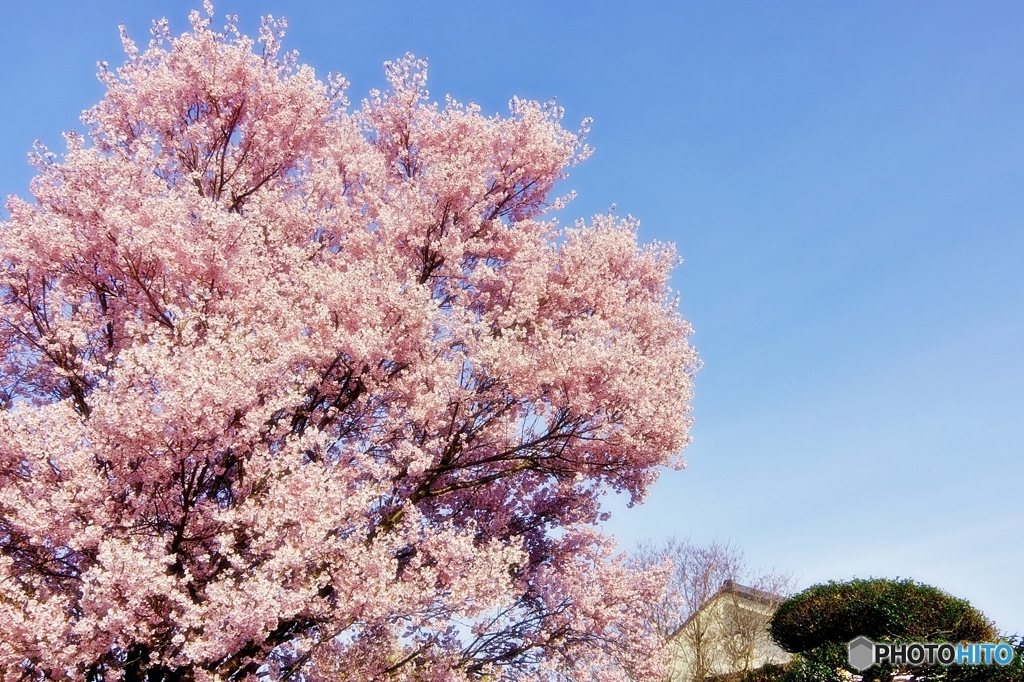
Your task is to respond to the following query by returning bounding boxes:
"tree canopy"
[0,6,698,681]
[768,578,1008,682]
[769,578,996,653]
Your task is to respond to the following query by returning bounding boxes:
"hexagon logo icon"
[848,636,875,671]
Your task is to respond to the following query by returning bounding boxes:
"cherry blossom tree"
[0,5,698,681]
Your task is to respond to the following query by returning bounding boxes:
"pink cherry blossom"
[0,6,698,680]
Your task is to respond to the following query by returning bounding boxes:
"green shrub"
[766,578,1023,681]
[769,578,995,653]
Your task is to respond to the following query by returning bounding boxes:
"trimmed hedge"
[769,578,995,654]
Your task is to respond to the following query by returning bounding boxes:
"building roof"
[671,580,785,640]
[719,580,782,607]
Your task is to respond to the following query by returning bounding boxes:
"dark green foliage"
[786,646,853,682]
[764,579,1023,681]
[942,635,1024,682]
[750,658,836,682]
[718,637,1024,682]
[769,578,996,654]
[709,664,791,682]
[708,655,846,682]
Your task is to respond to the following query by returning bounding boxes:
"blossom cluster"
[0,5,697,681]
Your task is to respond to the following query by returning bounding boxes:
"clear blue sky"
[2,1,1022,633]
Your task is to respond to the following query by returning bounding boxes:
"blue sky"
[2,1,1021,632]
